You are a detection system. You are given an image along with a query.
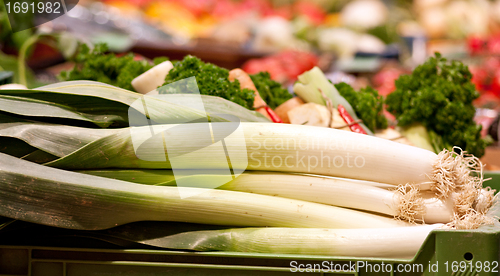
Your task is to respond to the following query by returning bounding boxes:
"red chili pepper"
[337,104,366,134]
[264,106,283,123]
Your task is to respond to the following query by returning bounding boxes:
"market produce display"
[0,48,498,259]
[1,0,500,262]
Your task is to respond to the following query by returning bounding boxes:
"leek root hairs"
[395,184,424,224]
[474,187,497,213]
[453,187,479,217]
[432,147,484,199]
[448,187,497,229]
[448,209,495,230]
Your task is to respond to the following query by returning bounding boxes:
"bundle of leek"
[0,81,496,258]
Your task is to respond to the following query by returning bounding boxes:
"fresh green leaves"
[59,43,155,91]
[250,72,292,109]
[335,82,387,132]
[386,53,488,157]
[159,55,255,110]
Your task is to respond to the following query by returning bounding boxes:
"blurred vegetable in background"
[340,0,387,31]
[242,50,318,84]
[414,0,497,40]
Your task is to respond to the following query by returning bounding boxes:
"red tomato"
[260,58,288,82]
[238,0,272,16]
[242,59,264,75]
[372,68,402,96]
[211,0,239,19]
[243,50,318,83]
[467,36,486,55]
[470,66,489,92]
[383,109,396,123]
[491,70,500,97]
[292,1,326,25]
[484,57,500,72]
[487,35,500,55]
[279,57,302,80]
[264,5,293,20]
[473,91,500,109]
[294,51,318,71]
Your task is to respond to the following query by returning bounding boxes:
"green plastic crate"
[1,172,500,276]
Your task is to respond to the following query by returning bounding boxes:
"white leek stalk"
[222,173,447,223]
[159,224,443,258]
[78,171,454,223]
[0,152,409,230]
[128,122,475,197]
[46,123,483,199]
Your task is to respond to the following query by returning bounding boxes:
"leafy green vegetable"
[159,55,255,110]
[250,71,292,109]
[59,43,161,91]
[386,53,488,157]
[335,82,388,132]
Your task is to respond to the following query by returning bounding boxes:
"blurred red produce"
[242,50,318,84]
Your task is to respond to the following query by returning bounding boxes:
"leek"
[81,170,477,224]
[32,122,479,199]
[80,170,443,221]
[0,152,408,230]
[134,224,443,258]
[0,81,269,127]
[0,117,484,200]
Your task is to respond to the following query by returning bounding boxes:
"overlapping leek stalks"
[0,81,496,258]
